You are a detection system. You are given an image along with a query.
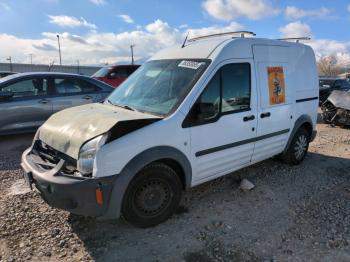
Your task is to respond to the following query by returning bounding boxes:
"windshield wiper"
[106,99,137,112]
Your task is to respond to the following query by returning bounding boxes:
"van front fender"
[99,146,192,220]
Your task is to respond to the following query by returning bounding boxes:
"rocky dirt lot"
[0,119,349,262]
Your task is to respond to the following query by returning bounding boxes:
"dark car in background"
[92,64,140,88]
[0,72,114,135]
[319,77,350,104]
[0,71,18,78]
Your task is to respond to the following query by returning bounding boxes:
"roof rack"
[277,37,311,43]
[187,31,256,42]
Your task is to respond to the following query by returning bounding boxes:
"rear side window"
[127,66,139,75]
[221,63,251,113]
[2,78,48,97]
[54,78,98,94]
[113,68,129,78]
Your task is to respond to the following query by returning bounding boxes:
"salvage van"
[21,32,318,227]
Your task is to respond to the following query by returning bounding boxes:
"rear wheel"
[282,127,310,165]
[122,163,182,228]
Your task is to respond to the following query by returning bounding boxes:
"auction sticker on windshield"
[178,60,203,70]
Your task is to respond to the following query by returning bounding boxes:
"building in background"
[0,62,101,76]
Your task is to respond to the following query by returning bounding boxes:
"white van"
[21,32,318,227]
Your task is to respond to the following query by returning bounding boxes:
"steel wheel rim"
[294,134,307,160]
[133,179,172,217]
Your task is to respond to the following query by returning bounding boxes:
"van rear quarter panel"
[290,45,319,129]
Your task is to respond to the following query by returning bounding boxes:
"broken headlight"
[77,133,109,176]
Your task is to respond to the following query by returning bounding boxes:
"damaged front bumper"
[21,146,117,217]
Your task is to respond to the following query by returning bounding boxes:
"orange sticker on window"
[267,66,285,105]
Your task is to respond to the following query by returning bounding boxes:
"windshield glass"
[92,67,112,77]
[106,59,210,116]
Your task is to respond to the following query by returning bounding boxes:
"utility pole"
[130,44,135,65]
[56,34,62,66]
[29,54,33,64]
[6,56,12,71]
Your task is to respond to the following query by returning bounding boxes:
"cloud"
[284,6,331,20]
[279,21,312,38]
[118,14,134,24]
[1,19,349,67]
[202,0,280,21]
[179,24,188,29]
[33,43,57,51]
[279,21,350,66]
[89,0,106,6]
[348,4,350,13]
[48,15,97,30]
[188,21,244,39]
[0,2,11,11]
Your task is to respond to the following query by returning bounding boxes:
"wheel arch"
[101,146,192,219]
[284,114,314,153]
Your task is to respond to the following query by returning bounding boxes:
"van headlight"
[77,133,109,176]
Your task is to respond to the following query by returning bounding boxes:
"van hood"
[38,103,161,159]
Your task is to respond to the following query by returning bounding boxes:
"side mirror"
[196,102,217,120]
[0,91,14,100]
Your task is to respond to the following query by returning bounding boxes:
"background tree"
[317,55,343,76]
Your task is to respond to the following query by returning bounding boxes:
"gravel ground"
[0,119,349,262]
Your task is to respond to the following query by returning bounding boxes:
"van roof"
[150,37,312,61]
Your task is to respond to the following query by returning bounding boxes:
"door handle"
[83,95,92,100]
[243,115,255,122]
[38,99,50,104]
[260,112,271,118]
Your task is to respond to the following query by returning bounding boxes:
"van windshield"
[106,59,210,116]
[92,67,112,77]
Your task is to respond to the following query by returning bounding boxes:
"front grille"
[31,140,78,175]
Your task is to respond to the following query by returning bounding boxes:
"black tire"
[122,162,182,228]
[282,127,310,165]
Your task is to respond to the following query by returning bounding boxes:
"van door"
[251,45,294,162]
[185,60,258,185]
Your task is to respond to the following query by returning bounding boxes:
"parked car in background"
[0,71,18,78]
[319,77,350,104]
[0,72,113,135]
[92,64,140,87]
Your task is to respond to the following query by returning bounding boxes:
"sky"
[0,0,350,66]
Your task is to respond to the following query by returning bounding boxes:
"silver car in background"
[0,72,114,135]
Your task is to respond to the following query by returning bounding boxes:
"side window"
[127,67,138,75]
[186,72,220,124]
[184,63,251,127]
[54,78,98,94]
[340,80,350,89]
[78,80,99,92]
[221,63,251,113]
[2,78,48,97]
[110,68,128,79]
[54,78,82,94]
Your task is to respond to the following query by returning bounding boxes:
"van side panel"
[252,45,294,162]
[291,45,319,130]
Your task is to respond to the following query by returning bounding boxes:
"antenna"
[181,32,189,48]
[187,31,256,42]
[277,37,311,43]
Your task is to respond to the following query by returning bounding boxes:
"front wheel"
[282,127,310,165]
[122,163,182,228]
